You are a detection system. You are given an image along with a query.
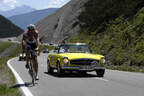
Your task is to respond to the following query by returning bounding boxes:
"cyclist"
[22,24,40,80]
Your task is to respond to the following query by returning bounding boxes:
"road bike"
[28,49,36,86]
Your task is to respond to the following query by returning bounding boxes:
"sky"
[0,0,71,11]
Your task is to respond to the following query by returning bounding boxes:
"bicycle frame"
[28,50,36,86]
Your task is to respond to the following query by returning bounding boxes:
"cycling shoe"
[25,64,29,69]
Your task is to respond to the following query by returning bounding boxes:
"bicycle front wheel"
[30,59,35,86]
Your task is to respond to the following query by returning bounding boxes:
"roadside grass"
[0,84,21,96]
[107,65,144,73]
[0,42,22,96]
[0,58,22,96]
[0,41,13,53]
[0,62,22,96]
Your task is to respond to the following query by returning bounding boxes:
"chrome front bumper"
[61,66,106,71]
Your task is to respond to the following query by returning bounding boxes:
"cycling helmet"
[27,24,36,31]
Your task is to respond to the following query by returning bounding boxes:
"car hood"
[59,53,104,60]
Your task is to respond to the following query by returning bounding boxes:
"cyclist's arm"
[22,34,26,52]
[36,34,40,50]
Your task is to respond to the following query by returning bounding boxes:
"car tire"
[19,58,21,61]
[47,61,53,74]
[96,69,105,77]
[57,62,64,76]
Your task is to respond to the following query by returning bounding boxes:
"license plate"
[80,66,94,70]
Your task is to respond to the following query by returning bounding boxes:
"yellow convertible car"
[47,43,106,77]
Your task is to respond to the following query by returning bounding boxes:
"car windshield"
[59,44,91,53]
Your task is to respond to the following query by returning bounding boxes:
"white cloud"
[3,0,18,8]
[45,0,70,8]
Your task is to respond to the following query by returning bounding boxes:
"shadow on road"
[44,72,98,78]
[10,82,38,88]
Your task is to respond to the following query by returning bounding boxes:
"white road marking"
[95,78,109,82]
[7,57,33,96]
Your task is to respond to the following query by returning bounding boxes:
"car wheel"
[19,58,21,61]
[57,62,64,76]
[96,69,105,77]
[47,61,53,74]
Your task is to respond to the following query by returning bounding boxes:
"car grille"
[70,59,99,66]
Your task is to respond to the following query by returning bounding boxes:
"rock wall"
[36,0,88,43]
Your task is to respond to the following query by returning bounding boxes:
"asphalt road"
[9,53,144,96]
[0,37,17,42]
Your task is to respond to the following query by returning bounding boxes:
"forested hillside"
[0,15,23,38]
[70,0,144,68]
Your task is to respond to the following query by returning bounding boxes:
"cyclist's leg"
[34,55,38,74]
[25,44,30,69]
[33,52,39,80]
[32,43,39,80]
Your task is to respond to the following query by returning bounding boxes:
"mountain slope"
[0,15,23,38]
[9,8,58,29]
[70,0,144,67]
[0,5,36,17]
[36,0,88,43]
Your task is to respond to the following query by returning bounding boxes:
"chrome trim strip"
[61,67,80,69]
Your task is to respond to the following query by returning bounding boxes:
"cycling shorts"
[25,42,38,56]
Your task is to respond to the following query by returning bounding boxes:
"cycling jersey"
[23,30,39,50]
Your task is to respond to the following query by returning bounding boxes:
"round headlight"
[63,57,69,64]
[101,57,106,64]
